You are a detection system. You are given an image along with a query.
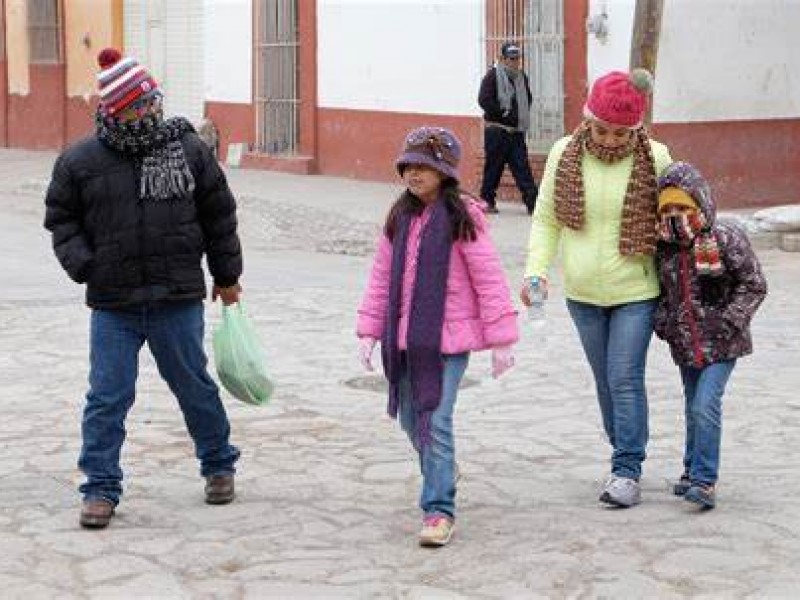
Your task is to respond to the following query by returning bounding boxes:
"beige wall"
[6,0,29,95]
[65,0,123,97]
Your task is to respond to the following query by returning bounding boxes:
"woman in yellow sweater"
[521,69,672,507]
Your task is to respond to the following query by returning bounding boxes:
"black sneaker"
[485,205,499,214]
[673,472,691,496]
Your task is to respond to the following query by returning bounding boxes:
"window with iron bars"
[254,0,299,155]
[28,0,62,64]
[484,0,564,153]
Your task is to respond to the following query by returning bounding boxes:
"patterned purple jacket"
[654,163,768,367]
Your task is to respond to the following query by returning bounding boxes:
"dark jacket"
[654,163,767,367]
[44,132,242,309]
[478,66,533,129]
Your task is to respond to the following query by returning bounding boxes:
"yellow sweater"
[524,135,673,306]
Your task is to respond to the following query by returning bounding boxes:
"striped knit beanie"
[96,48,160,117]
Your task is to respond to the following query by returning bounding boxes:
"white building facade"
[5,0,794,207]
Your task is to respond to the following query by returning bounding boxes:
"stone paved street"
[1,148,799,599]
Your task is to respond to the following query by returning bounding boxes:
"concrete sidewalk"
[1,148,799,599]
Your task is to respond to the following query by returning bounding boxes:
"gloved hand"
[358,337,378,371]
[491,345,515,379]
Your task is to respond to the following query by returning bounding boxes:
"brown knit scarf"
[554,121,659,256]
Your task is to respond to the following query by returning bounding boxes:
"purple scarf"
[382,199,452,446]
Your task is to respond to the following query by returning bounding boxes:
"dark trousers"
[480,126,538,213]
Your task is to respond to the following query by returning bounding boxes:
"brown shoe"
[79,499,115,529]
[205,474,235,505]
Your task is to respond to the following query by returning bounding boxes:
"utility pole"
[630,0,664,125]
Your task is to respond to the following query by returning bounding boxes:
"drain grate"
[343,374,480,393]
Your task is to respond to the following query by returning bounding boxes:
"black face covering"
[658,212,698,244]
[670,215,684,240]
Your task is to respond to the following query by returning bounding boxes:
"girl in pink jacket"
[357,126,519,547]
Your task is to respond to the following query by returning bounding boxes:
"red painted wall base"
[7,65,66,149]
[241,153,315,174]
[317,107,483,192]
[0,61,8,146]
[653,119,800,208]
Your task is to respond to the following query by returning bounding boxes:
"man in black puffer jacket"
[44,48,243,529]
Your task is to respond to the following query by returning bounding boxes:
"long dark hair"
[384,178,478,243]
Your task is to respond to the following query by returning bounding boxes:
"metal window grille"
[254,0,299,155]
[28,0,61,64]
[484,0,564,152]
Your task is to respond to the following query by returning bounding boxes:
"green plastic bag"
[213,302,273,405]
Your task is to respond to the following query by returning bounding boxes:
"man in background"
[478,42,539,215]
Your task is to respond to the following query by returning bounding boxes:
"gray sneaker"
[599,475,641,507]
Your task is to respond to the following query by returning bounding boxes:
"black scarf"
[382,199,452,447]
[96,111,197,201]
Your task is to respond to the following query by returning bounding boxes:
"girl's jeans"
[398,352,469,519]
[567,299,657,480]
[679,360,736,486]
[78,300,240,505]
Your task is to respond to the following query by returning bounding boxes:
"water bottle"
[527,276,546,327]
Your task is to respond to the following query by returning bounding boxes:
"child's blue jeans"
[398,352,469,519]
[78,300,240,505]
[679,359,736,486]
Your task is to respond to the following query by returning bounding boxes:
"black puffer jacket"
[44,132,242,309]
[478,66,533,129]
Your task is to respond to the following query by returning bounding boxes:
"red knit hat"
[584,68,653,128]
[96,47,160,117]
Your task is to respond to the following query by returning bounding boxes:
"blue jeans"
[680,360,736,486]
[398,353,469,519]
[79,300,240,505]
[567,299,657,480]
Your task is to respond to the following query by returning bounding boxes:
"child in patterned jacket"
[654,162,767,509]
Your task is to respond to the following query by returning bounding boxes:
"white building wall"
[317,0,484,116]
[123,0,205,124]
[587,0,800,123]
[204,0,252,103]
[657,0,800,122]
[586,0,634,85]
[164,1,205,123]
[122,1,148,75]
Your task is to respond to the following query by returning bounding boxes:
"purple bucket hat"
[396,126,462,183]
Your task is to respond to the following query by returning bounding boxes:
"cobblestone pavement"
[1,149,799,599]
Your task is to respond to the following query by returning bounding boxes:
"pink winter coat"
[357,198,519,354]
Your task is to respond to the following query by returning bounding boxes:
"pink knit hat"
[584,69,654,128]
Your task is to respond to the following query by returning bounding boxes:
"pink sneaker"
[419,514,454,547]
